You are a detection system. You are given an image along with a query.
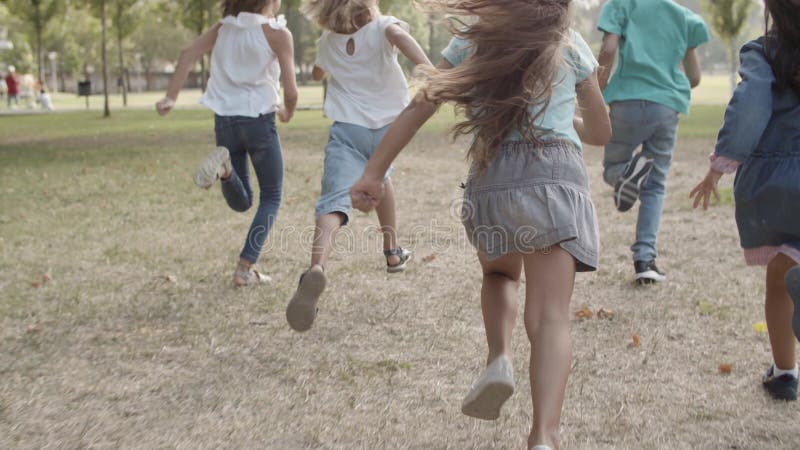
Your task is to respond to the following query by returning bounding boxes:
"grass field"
[1,102,799,449]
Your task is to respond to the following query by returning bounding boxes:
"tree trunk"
[102,0,110,117]
[428,14,435,61]
[35,2,43,83]
[117,9,127,107]
[729,36,737,95]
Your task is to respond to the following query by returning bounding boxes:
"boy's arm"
[683,48,701,88]
[157,24,220,114]
[265,26,299,122]
[574,70,612,146]
[385,24,433,66]
[597,32,619,91]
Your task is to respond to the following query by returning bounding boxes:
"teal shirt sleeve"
[685,10,710,48]
[568,30,599,82]
[597,0,626,36]
[441,37,472,67]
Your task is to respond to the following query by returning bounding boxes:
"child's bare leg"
[478,252,523,363]
[375,179,400,266]
[766,253,797,370]
[522,247,576,450]
[311,212,345,269]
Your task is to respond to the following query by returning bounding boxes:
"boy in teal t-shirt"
[596,0,710,284]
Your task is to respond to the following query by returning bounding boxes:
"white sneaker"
[194,146,231,189]
[461,355,515,420]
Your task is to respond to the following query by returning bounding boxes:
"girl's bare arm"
[385,24,432,67]
[158,24,220,114]
[265,26,299,122]
[574,71,612,146]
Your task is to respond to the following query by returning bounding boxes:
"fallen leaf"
[597,308,615,320]
[719,363,733,375]
[30,280,42,288]
[42,273,51,283]
[422,254,437,263]
[752,322,768,333]
[164,274,177,283]
[632,334,641,348]
[26,324,43,334]
[574,306,593,319]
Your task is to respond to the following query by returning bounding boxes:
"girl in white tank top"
[156,0,298,287]
[284,0,432,332]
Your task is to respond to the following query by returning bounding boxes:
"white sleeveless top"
[199,13,286,117]
[315,16,410,129]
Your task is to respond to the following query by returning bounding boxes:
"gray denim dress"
[461,141,599,272]
[714,38,800,251]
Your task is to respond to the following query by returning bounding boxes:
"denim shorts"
[315,121,392,224]
[461,141,599,271]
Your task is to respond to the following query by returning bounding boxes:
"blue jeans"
[603,101,679,262]
[214,113,283,264]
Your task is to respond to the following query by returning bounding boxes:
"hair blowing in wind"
[419,0,572,169]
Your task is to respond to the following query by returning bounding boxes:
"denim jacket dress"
[714,38,800,248]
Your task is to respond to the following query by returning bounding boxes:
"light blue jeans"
[603,100,679,262]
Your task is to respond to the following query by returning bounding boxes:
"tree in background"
[706,0,753,93]
[0,0,64,83]
[83,0,111,117]
[112,0,142,106]
[131,4,191,91]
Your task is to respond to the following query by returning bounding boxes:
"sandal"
[384,247,412,273]
[233,264,272,287]
[286,265,327,332]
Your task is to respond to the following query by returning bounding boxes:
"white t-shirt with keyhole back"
[315,16,410,129]
[199,13,286,118]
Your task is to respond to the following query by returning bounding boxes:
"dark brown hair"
[764,0,800,94]
[419,0,571,169]
[222,0,271,17]
[301,0,379,34]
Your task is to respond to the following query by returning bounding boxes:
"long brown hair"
[419,0,571,168]
[764,0,800,94]
[222,0,271,17]
[301,0,380,34]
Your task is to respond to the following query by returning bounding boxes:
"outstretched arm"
[266,26,299,122]
[157,24,220,115]
[597,32,619,92]
[350,59,453,211]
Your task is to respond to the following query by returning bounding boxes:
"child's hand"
[350,175,385,212]
[156,97,175,116]
[690,169,723,210]
[277,107,292,123]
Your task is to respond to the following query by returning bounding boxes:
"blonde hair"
[301,0,380,34]
[420,0,571,169]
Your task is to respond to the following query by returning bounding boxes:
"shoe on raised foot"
[194,146,232,189]
[461,355,515,421]
[614,152,654,212]
[785,266,800,342]
[762,365,798,401]
[635,260,666,285]
[286,265,327,332]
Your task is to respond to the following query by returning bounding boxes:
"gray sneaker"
[286,265,327,332]
[194,146,231,189]
[461,355,515,420]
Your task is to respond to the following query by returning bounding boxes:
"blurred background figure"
[4,65,19,108]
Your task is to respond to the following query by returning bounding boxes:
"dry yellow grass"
[1,108,799,448]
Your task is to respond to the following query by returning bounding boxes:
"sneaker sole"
[461,381,514,421]
[786,267,800,342]
[636,270,666,284]
[286,268,326,332]
[764,383,798,401]
[194,147,230,189]
[614,155,653,212]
